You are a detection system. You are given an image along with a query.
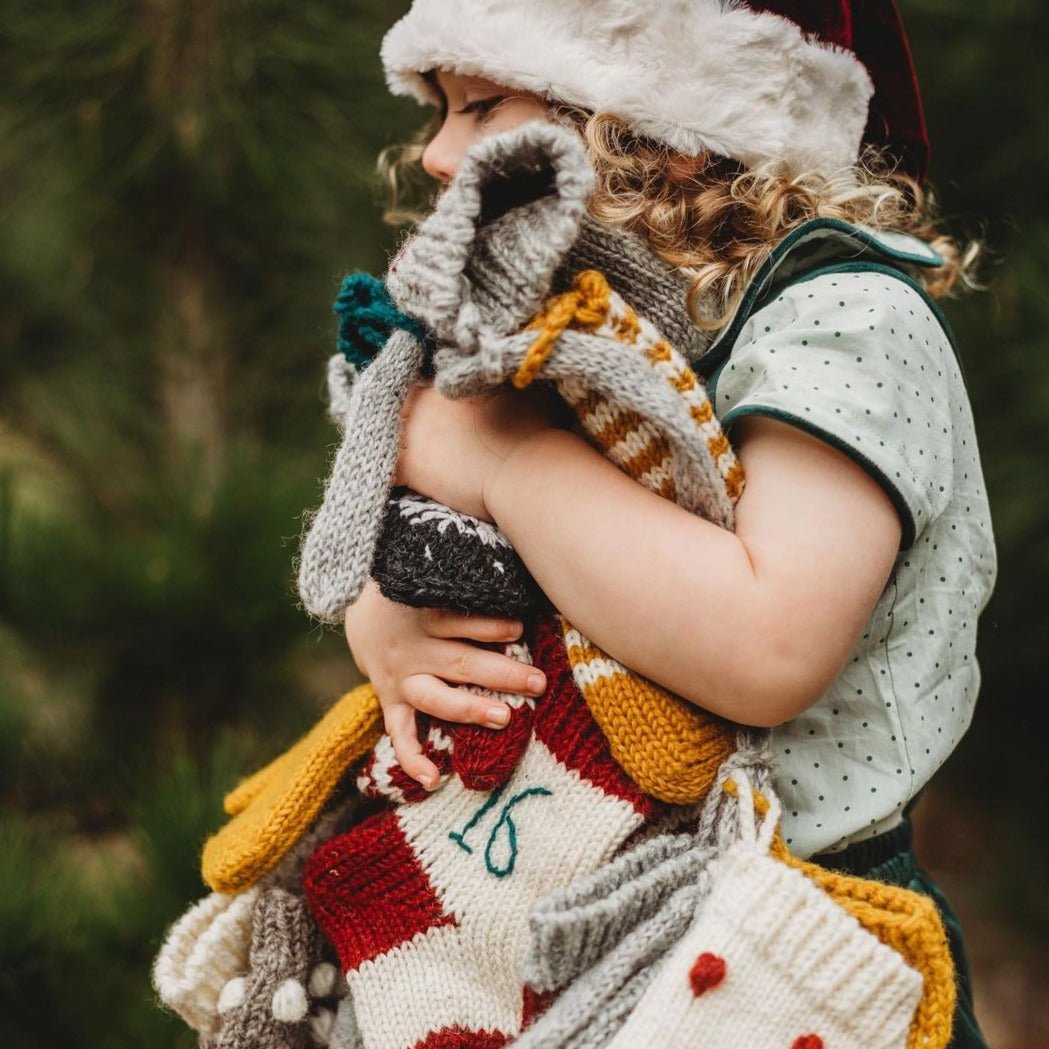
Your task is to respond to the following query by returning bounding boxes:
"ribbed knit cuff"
[605,840,923,1049]
[711,843,924,1037]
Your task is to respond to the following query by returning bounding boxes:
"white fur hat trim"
[382,0,874,178]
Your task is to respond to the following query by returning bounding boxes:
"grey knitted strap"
[516,883,703,1049]
[297,332,423,621]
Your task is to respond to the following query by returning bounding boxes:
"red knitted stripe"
[418,719,454,780]
[356,748,378,788]
[382,759,432,803]
[304,809,455,969]
[448,701,535,792]
[530,617,655,817]
[409,1028,511,1049]
[521,986,558,1029]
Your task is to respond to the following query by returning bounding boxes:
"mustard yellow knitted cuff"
[201,684,382,894]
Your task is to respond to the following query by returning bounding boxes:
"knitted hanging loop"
[514,270,615,389]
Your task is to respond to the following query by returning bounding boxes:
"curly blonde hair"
[380,108,978,328]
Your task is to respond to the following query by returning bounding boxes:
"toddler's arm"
[344,383,560,786]
[395,387,902,727]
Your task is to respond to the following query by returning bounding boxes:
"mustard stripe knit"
[523,271,741,804]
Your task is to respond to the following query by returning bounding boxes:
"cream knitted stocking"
[603,775,924,1049]
[303,618,664,1049]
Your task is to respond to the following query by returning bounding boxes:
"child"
[344,1,994,1047]
[155,2,995,1047]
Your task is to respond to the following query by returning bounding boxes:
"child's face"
[422,71,549,184]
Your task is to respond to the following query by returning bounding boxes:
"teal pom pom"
[334,274,431,371]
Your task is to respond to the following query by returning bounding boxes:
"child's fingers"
[402,675,516,730]
[422,609,523,644]
[431,640,546,696]
[384,702,440,789]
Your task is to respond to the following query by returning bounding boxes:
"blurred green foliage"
[0,1,1045,1044]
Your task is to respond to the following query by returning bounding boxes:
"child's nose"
[421,126,460,184]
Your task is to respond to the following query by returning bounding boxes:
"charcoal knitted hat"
[382,0,930,181]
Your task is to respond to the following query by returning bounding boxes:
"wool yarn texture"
[201,682,381,894]
[514,743,956,1049]
[157,797,360,1047]
[206,888,319,1049]
[291,123,752,1049]
[305,616,677,1049]
[603,774,925,1049]
[371,489,542,617]
[511,738,776,1049]
[153,887,261,1038]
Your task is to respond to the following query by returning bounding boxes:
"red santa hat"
[382,0,930,181]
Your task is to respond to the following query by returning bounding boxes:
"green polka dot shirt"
[712,267,997,858]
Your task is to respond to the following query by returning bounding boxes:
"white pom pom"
[308,962,338,999]
[217,976,247,1015]
[271,978,309,1023]
[309,1006,336,1046]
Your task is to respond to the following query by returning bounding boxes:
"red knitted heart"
[410,1030,510,1049]
[791,1037,825,1049]
[688,952,727,996]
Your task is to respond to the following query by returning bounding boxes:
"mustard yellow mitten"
[202,684,382,894]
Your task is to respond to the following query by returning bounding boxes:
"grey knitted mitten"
[297,331,424,622]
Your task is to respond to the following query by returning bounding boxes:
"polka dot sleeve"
[711,271,957,548]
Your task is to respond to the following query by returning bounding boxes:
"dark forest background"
[2,2,1047,1046]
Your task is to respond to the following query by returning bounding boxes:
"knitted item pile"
[156,121,954,1049]
[515,737,956,1049]
[296,123,744,1048]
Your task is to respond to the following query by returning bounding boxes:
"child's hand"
[344,580,547,788]
[396,383,565,522]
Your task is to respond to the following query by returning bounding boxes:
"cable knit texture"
[602,777,926,1049]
